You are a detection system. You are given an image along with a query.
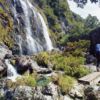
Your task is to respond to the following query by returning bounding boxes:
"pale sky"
[68,0,100,20]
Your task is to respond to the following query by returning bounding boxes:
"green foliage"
[34,51,90,78]
[33,0,73,44]
[73,65,91,78]
[0,1,14,48]
[71,0,100,8]
[58,75,75,94]
[85,14,100,29]
[33,0,100,45]
[34,40,90,78]
[16,74,37,87]
[7,74,37,88]
[37,76,51,87]
[64,40,90,57]
[59,34,70,45]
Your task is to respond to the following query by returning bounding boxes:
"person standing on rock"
[95,44,100,71]
[89,27,100,71]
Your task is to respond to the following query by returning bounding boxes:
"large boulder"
[14,56,52,75]
[13,86,34,100]
[13,86,52,100]
[69,83,84,99]
[14,56,33,74]
[0,45,12,60]
[84,86,100,100]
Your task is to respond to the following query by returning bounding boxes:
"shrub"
[63,40,90,57]
[37,76,51,87]
[58,75,75,95]
[34,51,90,78]
[7,74,37,88]
[73,65,90,78]
[16,74,37,87]
[66,65,90,78]
[34,52,49,67]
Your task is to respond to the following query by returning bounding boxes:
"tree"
[72,0,100,7]
[85,14,100,29]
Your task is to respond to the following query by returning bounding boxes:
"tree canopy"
[72,0,100,7]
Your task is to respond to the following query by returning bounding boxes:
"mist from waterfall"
[12,0,53,55]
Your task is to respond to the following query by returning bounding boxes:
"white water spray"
[5,59,19,81]
[38,13,53,50]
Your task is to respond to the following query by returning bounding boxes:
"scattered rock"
[37,69,52,74]
[85,64,97,72]
[69,83,84,99]
[48,82,59,99]
[13,86,34,100]
[86,54,96,64]
[42,86,52,96]
[0,60,7,77]
[34,86,50,100]
[84,86,100,100]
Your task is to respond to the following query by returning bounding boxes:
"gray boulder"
[0,45,12,60]
[13,86,34,100]
[84,86,100,100]
[14,56,33,74]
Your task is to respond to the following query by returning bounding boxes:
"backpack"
[95,44,100,52]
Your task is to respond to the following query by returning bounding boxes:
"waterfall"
[17,35,23,55]
[5,59,19,81]
[38,13,53,50]
[12,0,53,55]
[19,0,43,54]
[27,0,53,50]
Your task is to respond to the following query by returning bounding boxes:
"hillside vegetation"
[32,0,100,45]
[0,0,14,48]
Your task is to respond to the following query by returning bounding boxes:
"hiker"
[95,44,100,71]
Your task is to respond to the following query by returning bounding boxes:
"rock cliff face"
[0,0,78,54]
[0,0,53,55]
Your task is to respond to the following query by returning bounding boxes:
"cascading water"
[12,0,53,55]
[38,13,53,50]
[17,35,23,55]
[5,59,19,81]
[6,0,53,81]
[19,0,43,54]
[27,0,53,50]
